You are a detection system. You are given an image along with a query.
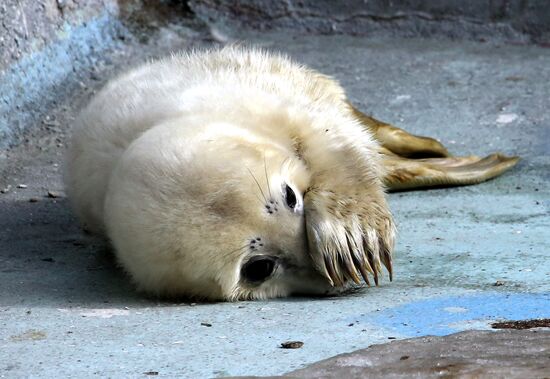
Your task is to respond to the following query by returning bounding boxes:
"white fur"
[65,46,394,300]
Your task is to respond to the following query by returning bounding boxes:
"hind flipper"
[381,153,520,191]
[348,103,450,158]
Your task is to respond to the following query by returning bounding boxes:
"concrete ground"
[1,26,549,377]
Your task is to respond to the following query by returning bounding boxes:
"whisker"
[222,243,249,260]
[263,152,272,199]
[279,156,290,176]
[220,244,250,273]
[252,193,265,207]
[246,166,267,203]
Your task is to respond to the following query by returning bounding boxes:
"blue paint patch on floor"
[368,292,550,336]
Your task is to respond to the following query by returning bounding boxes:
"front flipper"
[382,152,520,191]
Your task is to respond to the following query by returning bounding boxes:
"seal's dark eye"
[284,184,297,209]
[241,256,276,283]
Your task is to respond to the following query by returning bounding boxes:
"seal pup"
[65,46,518,300]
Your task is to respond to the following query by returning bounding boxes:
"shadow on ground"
[0,197,144,307]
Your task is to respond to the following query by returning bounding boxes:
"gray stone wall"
[0,0,118,73]
[0,0,125,148]
[189,0,550,43]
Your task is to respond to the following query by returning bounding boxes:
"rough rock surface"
[283,329,550,378]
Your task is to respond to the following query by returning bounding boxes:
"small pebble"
[29,198,39,203]
[143,372,159,376]
[496,113,518,124]
[17,184,27,189]
[505,76,524,82]
[42,117,60,127]
[493,280,505,286]
[90,71,101,81]
[280,341,303,349]
[47,191,60,198]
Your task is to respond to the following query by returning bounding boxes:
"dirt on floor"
[492,318,550,329]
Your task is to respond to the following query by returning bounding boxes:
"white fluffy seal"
[65,46,394,300]
[66,46,518,300]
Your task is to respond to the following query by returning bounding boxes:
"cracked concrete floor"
[1,30,549,377]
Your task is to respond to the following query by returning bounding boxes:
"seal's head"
[104,97,394,300]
